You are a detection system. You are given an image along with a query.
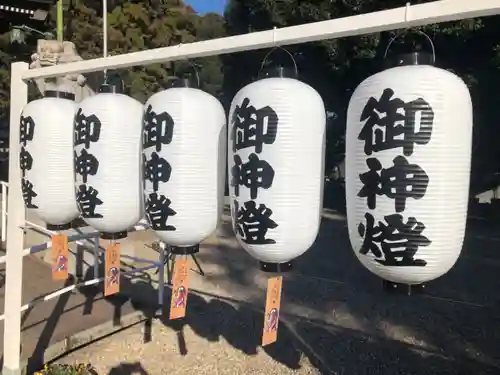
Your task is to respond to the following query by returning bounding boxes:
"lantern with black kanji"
[228,66,326,272]
[142,76,226,253]
[74,79,144,239]
[345,51,473,286]
[19,87,80,230]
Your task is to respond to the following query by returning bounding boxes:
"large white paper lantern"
[19,88,80,230]
[228,67,326,272]
[346,53,473,285]
[74,82,144,239]
[142,78,226,252]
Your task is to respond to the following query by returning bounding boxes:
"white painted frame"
[4,1,500,374]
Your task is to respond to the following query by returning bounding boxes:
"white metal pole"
[93,235,100,279]
[158,242,165,306]
[2,182,7,243]
[20,0,500,81]
[2,61,29,375]
[103,0,108,77]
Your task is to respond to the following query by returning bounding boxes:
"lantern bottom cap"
[46,223,72,231]
[100,231,128,240]
[170,245,199,255]
[382,280,426,295]
[259,261,293,273]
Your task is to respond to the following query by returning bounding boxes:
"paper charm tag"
[262,276,283,346]
[104,243,121,296]
[170,257,190,320]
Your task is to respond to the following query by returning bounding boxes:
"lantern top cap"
[44,90,75,101]
[258,66,298,80]
[169,76,199,89]
[391,51,435,67]
[99,72,125,94]
[99,82,123,94]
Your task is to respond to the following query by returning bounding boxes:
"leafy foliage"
[35,363,96,375]
[0,0,225,121]
[223,0,500,183]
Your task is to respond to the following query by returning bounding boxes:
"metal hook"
[259,28,298,78]
[405,2,411,22]
[174,59,201,88]
[383,29,436,65]
[186,60,201,88]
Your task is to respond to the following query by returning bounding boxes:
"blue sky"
[186,0,227,14]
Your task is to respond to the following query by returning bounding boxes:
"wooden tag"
[262,276,283,346]
[169,257,190,320]
[104,243,121,296]
[51,234,69,281]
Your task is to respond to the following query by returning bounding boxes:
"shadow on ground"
[73,277,500,375]
[25,201,500,375]
[108,362,148,375]
[191,209,500,374]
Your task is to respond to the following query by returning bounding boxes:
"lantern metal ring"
[383,29,436,64]
[184,60,201,88]
[259,46,299,77]
[173,59,201,88]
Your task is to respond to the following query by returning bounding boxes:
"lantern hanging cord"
[405,2,411,22]
[259,45,298,77]
[184,60,201,88]
[384,29,436,64]
[103,0,108,79]
[259,26,298,76]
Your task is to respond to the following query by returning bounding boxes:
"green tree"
[193,12,226,97]
[223,0,500,185]
[0,0,225,126]
[64,0,224,101]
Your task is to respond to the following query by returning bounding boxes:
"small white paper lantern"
[19,88,80,229]
[346,53,473,285]
[228,67,326,271]
[142,78,226,251]
[74,82,144,239]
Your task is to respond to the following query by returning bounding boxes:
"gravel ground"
[56,313,320,375]
[52,211,500,375]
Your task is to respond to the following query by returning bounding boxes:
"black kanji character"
[358,158,383,211]
[20,116,35,146]
[143,104,175,152]
[231,153,275,199]
[145,192,177,231]
[21,178,38,209]
[19,147,33,177]
[76,184,103,218]
[74,149,99,183]
[231,97,278,153]
[359,88,434,156]
[358,155,429,212]
[74,108,101,149]
[358,212,430,267]
[143,152,172,192]
[234,200,278,245]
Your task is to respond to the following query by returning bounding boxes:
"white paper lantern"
[346,55,473,285]
[19,88,80,229]
[74,83,144,239]
[228,68,326,271]
[142,80,226,250]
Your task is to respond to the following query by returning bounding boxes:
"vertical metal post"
[93,235,100,279]
[158,242,165,306]
[102,0,108,78]
[57,0,64,41]
[1,183,7,243]
[2,62,29,375]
